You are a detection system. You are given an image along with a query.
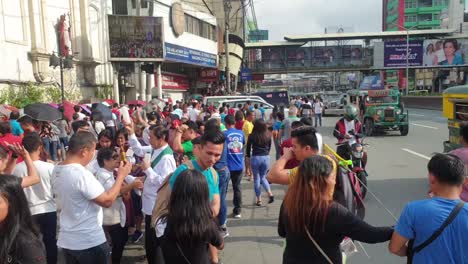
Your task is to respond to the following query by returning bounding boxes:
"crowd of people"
[0,96,467,264]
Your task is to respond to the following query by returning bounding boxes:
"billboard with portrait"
[422,39,468,67]
[108,15,164,61]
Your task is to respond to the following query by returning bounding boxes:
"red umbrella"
[127,100,146,106]
[63,101,75,121]
[104,99,115,105]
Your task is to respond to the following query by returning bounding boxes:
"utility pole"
[224,0,232,94]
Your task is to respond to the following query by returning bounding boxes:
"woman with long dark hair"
[246,119,274,206]
[279,156,393,264]
[97,129,115,150]
[157,169,224,264]
[0,175,46,263]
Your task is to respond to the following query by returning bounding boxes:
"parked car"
[322,93,346,116]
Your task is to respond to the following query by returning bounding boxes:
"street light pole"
[406,30,409,95]
[224,0,231,94]
[59,56,65,105]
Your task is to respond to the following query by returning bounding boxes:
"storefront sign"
[155,72,189,90]
[165,42,217,68]
[199,69,218,83]
[384,40,423,67]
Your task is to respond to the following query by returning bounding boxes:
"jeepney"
[442,85,468,152]
[362,89,409,136]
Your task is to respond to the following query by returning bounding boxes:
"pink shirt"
[449,148,468,201]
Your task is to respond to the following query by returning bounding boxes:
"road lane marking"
[411,123,439,130]
[410,113,425,117]
[402,148,431,160]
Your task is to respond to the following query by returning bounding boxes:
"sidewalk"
[122,176,286,264]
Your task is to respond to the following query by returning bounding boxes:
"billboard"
[422,39,468,67]
[384,40,423,67]
[108,15,164,61]
[359,75,383,90]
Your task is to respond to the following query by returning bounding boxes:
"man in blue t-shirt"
[224,115,245,219]
[389,153,468,263]
[9,111,24,137]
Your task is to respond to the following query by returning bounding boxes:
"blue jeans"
[315,113,322,127]
[251,155,271,198]
[42,138,58,161]
[217,167,230,226]
[32,212,57,264]
[274,139,281,160]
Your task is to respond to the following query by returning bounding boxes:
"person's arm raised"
[267,147,293,185]
[7,143,40,188]
[172,125,187,154]
[94,161,132,208]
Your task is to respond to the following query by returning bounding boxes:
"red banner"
[155,72,189,90]
[199,69,218,83]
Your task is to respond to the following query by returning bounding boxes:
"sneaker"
[220,226,229,238]
[130,230,143,243]
[233,213,241,219]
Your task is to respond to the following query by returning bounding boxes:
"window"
[112,0,128,15]
[184,14,216,41]
[2,0,27,43]
[433,0,447,6]
[141,0,148,8]
[405,15,417,22]
[418,14,433,22]
[405,0,417,8]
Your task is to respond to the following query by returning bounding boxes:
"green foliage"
[94,85,113,99]
[0,82,49,108]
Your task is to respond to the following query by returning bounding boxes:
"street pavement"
[122,108,447,264]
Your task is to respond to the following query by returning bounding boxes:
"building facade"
[382,0,450,91]
[0,0,114,102]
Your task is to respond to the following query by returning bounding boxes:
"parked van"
[203,96,267,108]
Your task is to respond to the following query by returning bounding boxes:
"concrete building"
[381,0,468,92]
[0,0,114,102]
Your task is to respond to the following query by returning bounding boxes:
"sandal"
[268,196,275,204]
[256,201,262,206]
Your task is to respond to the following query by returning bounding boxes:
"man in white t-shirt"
[313,98,324,127]
[74,105,86,121]
[13,133,57,263]
[189,102,201,122]
[52,131,132,263]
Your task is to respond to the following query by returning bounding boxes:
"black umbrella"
[24,103,62,122]
[91,103,113,121]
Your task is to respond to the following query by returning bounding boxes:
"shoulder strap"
[151,147,174,169]
[413,201,465,253]
[304,226,333,264]
[210,167,218,185]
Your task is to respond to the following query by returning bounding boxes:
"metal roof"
[245,41,306,48]
[284,29,457,41]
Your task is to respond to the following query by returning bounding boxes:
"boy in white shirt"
[13,133,57,263]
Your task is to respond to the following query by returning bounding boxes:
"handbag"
[304,226,334,264]
[407,201,465,264]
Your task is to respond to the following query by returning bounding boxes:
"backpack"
[151,160,219,227]
[333,166,365,219]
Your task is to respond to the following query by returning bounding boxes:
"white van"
[203,96,267,109]
[219,98,289,119]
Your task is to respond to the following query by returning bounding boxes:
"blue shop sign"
[165,42,217,68]
[240,68,252,81]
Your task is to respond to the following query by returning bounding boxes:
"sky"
[253,0,382,41]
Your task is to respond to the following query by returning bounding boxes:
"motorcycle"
[335,131,369,199]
